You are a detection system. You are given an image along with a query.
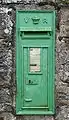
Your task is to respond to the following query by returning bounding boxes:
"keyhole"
[29,80,31,84]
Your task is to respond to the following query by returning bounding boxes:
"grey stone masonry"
[0,0,69,120]
[2,0,56,4]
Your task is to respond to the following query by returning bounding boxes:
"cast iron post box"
[16,10,55,115]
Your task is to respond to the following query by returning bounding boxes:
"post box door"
[20,34,53,113]
[23,47,48,108]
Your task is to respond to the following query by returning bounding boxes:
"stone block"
[0,7,14,37]
[59,9,69,37]
[0,42,12,86]
[56,106,68,120]
[2,0,56,3]
[0,88,12,103]
[56,0,69,4]
[16,116,54,120]
[0,112,16,120]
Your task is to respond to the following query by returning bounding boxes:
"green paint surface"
[16,10,55,115]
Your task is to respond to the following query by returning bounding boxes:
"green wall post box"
[16,10,55,115]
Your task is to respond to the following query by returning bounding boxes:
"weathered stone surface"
[0,7,14,37]
[0,88,12,103]
[0,112,16,120]
[2,0,21,3]
[55,8,69,119]
[56,0,69,4]
[16,116,54,120]
[0,39,12,86]
[0,1,69,120]
[59,9,69,37]
[2,0,56,3]
[55,106,68,120]
[0,103,13,112]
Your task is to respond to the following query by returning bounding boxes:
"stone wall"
[0,0,69,120]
